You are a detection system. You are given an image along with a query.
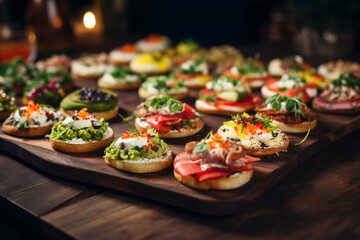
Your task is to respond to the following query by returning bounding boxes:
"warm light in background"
[83,11,96,29]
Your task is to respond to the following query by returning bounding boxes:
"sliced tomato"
[221,71,243,80]
[145,103,196,133]
[265,79,316,102]
[215,94,261,107]
[175,72,201,80]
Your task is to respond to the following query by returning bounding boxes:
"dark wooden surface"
[0,130,359,239]
[1,80,360,215]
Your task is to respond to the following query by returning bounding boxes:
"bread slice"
[195,99,256,116]
[50,128,114,153]
[135,117,204,138]
[60,107,118,121]
[104,149,173,173]
[271,119,317,133]
[174,168,253,190]
[2,123,54,138]
[98,77,141,90]
[138,87,187,100]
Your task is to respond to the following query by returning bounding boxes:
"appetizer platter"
[1,36,360,215]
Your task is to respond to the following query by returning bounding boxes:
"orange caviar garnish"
[208,133,231,150]
[122,131,136,139]
[146,34,163,43]
[119,44,136,53]
[23,101,42,120]
[77,108,91,120]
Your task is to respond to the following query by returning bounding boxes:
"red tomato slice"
[145,103,196,133]
[221,70,243,80]
[215,94,261,107]
[175,72,202,80]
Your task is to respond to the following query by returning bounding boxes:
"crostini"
[130,53,172,75]
[135,95,204,138]
[139,75,188,99]
[71,53,108,80]
[255,94,317,133]
[60,88,118,121]
[222,60,269,89]
[312,74,360,114]
[48,108,114,153]
[23,74,66,106]
[173,59,211,89]
[135,34,170,53]
[261,74,317,103]
[217,113,289,156]
[98,66,145,90]
[195,76,261,116]
[2,101,62,137]
[109,44,138,66]
[174,132,260,190]
[0,90,17,120]
[104,128,172,173]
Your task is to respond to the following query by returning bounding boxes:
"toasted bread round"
[0,111,12,121]
[195,99,256,116]
[108,59,130,66]
[104,149,173,173]
[135,117,204,138]
[98,77,142,90]
[174,168,253,190]
[271,119,317,133]
[71,73,99,80]
[2,123,54,138]
[312,99,360,114]
[60,107,118,121]
[50,128,114,153]
[138,87,187,100]
[244,135,290,156]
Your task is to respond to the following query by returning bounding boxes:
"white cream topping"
[13,107,61,128]
[276,75,306,88]
[136,39,169,52]
[261,85,277,97]
[114,136,148,149]
[73,119,93,130]
[266,102,289,112]
[181,60,209,74]
[101,72,140,84]
[195,100,247,112]
[109,50,137,62]
[305,87,317,98]
[136,118,151,128]
[71,61,107,77]
[206,77,248,92]
[218,125,286,149]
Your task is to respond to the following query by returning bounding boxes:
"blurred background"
[1,0,359,63]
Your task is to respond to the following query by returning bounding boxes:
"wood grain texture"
[1,82,360,215]
[41,130,360,240]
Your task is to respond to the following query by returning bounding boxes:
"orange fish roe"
[23,101,42,120]
[119,44,136,53]
[77,108,92,120]
[146,34,163,43]
[122,131,136,139]
[208,133,231,150]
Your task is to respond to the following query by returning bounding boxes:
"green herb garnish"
[265,94,303,117]
[143,94,184,113]
[295,114,311,146]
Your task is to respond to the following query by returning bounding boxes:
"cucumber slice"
[217,91,247,101]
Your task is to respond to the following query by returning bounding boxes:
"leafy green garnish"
[295,114,312,146]
[231,113,278,131]
[144,94,184,113]
[193,142,209,153]
[265,94,303,117]
[236,62,266,75]
[332,74,360,88]
[199,94,216,102]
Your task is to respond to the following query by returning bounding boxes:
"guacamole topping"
[49,108,109,141]
[104,128,170,160]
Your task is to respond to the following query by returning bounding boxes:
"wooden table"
[0,129,359,239]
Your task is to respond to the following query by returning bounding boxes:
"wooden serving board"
[1,84,360,216]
